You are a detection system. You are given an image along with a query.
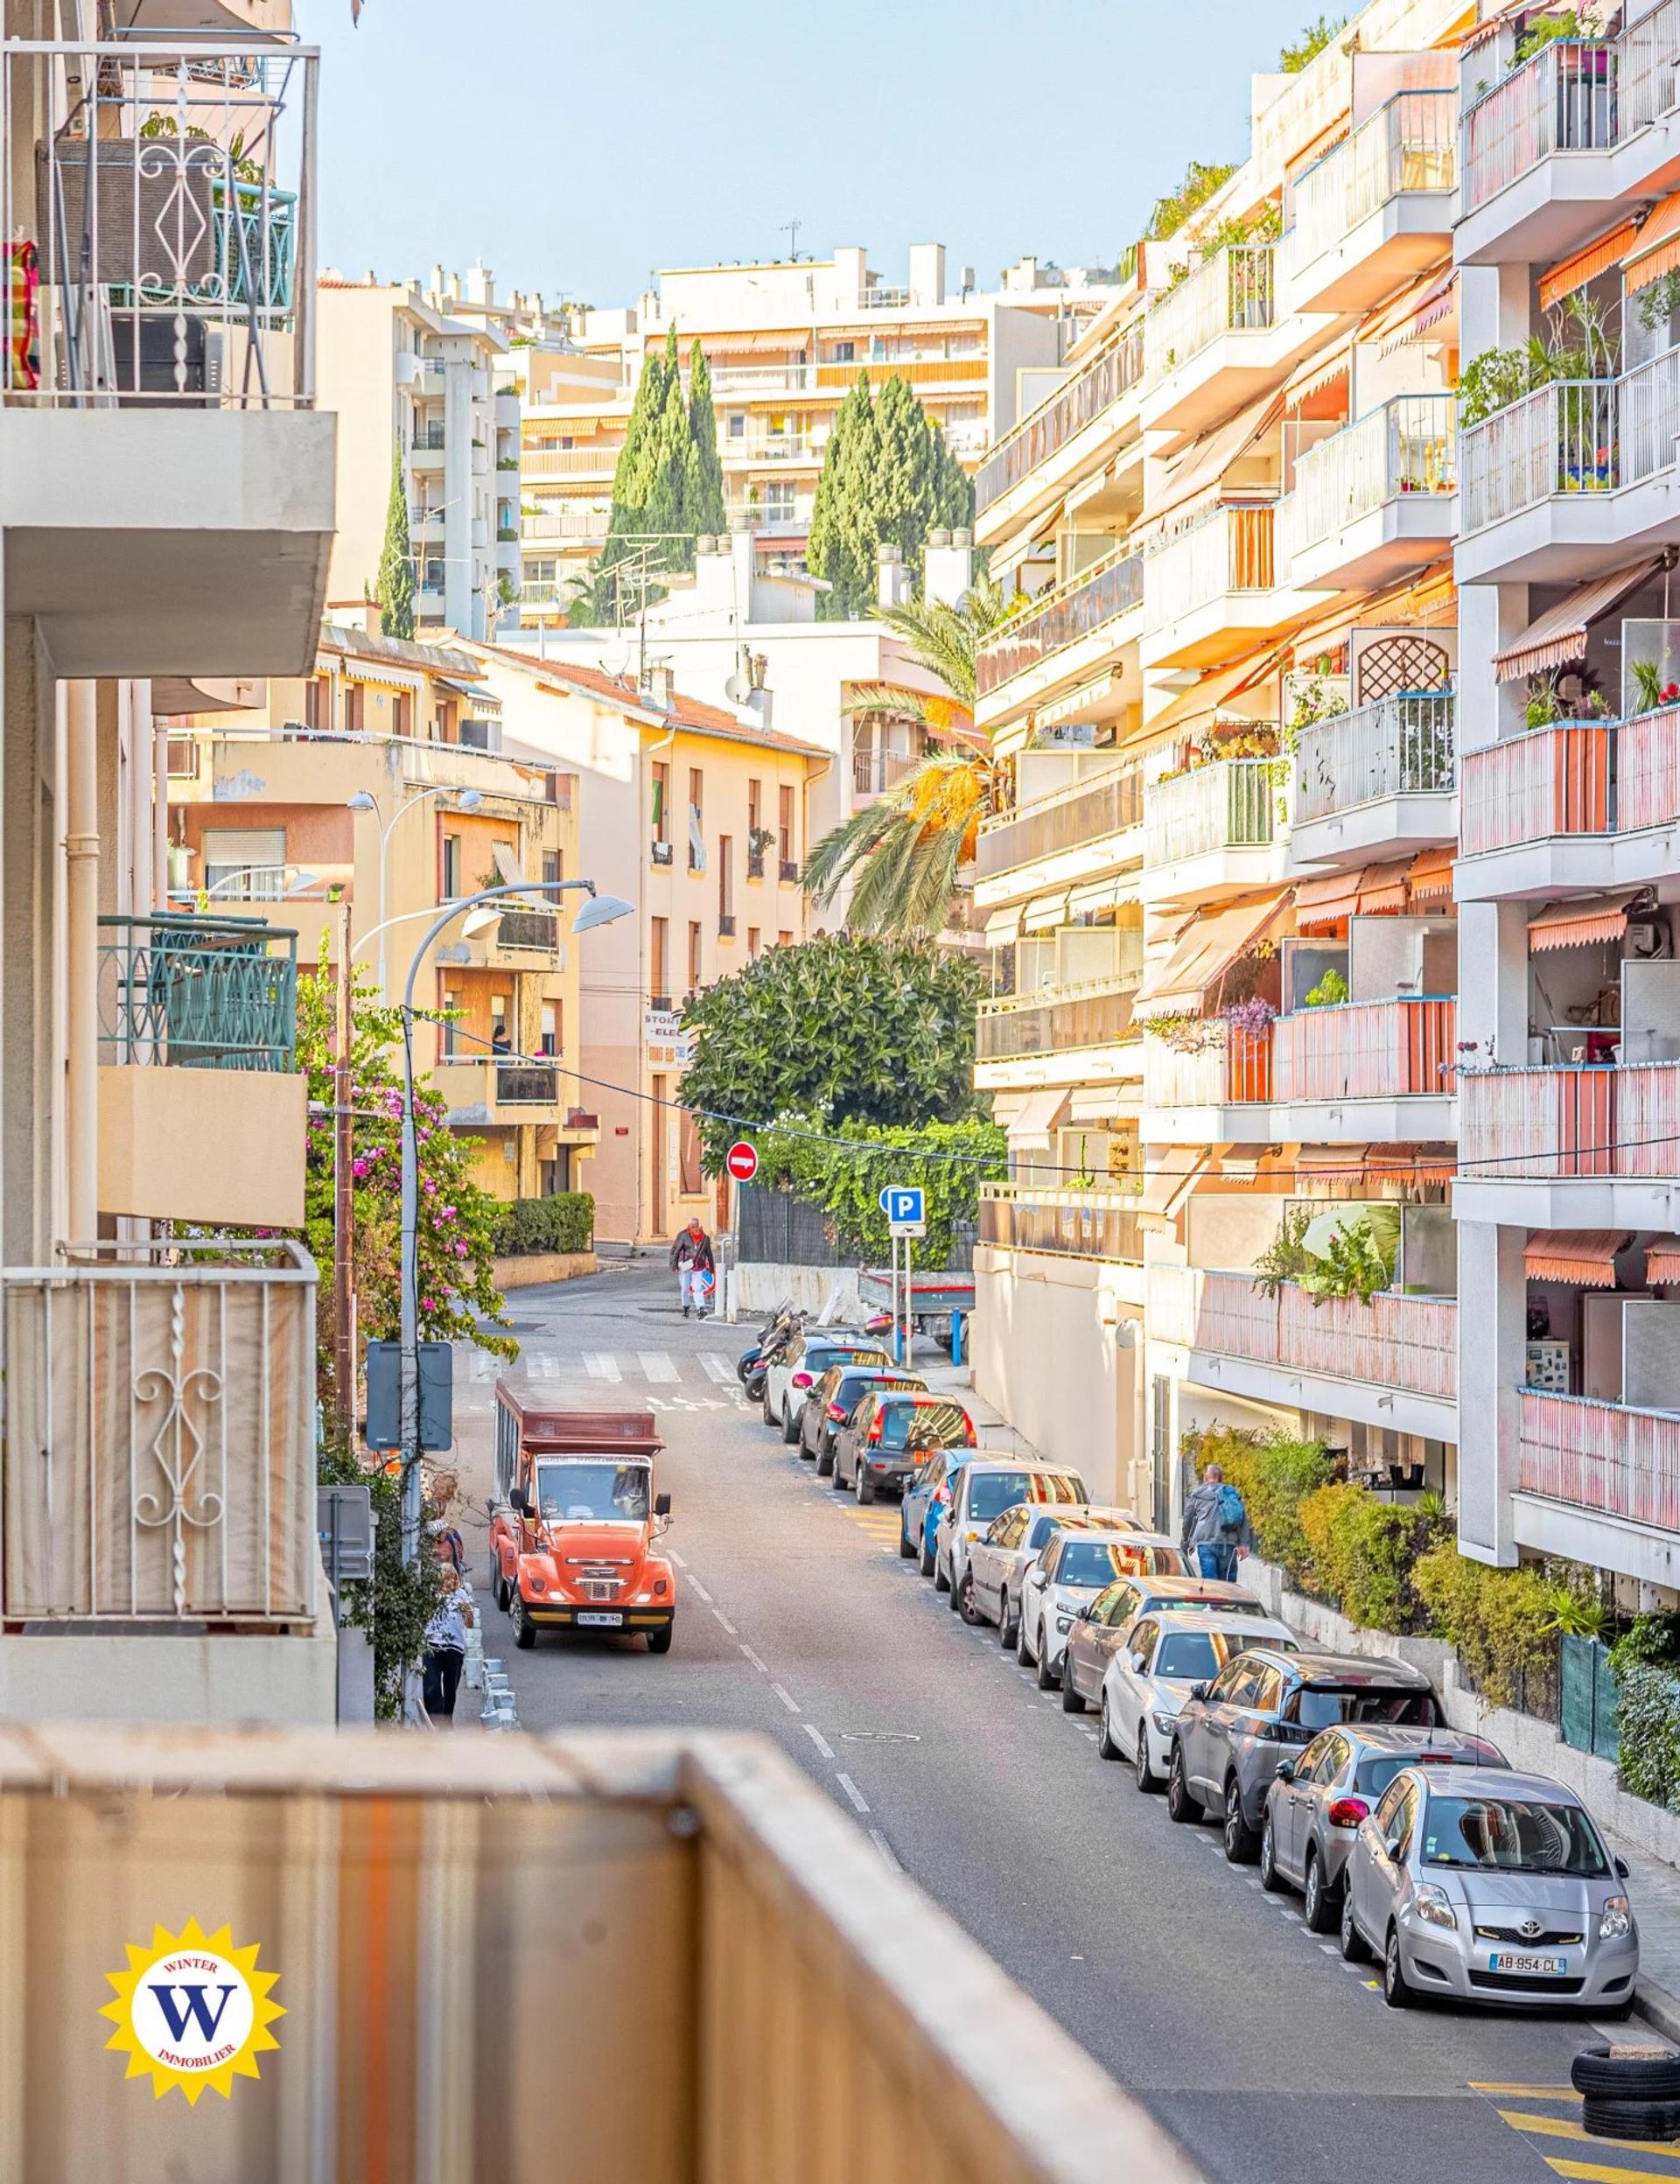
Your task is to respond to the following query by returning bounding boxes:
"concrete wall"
[494,1250,597,1290]
[0,1625,339,1728]
[973,1247,1139,1506]
[316,286,396,618]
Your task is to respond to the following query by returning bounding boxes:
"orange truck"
[487,1384,676,1652]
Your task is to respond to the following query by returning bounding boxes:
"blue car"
[900,1445,984,1576]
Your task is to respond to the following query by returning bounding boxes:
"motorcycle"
[738,1300,802,1401]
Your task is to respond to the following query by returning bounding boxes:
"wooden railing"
[1272,998,1454,1103]
[1520,1390,1680,1532]
[1166,1268,1457,1399]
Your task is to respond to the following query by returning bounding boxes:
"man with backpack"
[1180,1460,1250,1582]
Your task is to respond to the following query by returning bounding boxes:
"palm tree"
[803,575,1014,935]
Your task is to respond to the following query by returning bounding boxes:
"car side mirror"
[1274,1760,1296,1784]
[1616,1856,1631,1880]
[1189,1682,1209,1702]
[654,1492,671,1517]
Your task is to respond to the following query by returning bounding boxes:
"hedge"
[492,1193,594,1257]
[1613,1663,1680,1810]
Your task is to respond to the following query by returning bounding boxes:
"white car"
[964,1505,1143,1647]
[1096,1608,1298,1791]
[1017,1529,1185,1688]
[936,1460,1087,1614]
[760,1331,889,1442]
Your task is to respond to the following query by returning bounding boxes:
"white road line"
[739,1644,768,1674]
[803,1724,836,1761]
[700,1353,737,1384]
[835,1773,871,1816]
[639,1351,680,1383]
[711,1606,738,1635]
[687,1575,713,1604]
[771,1683,801,1715]
[869,1828,900,1871]
[668,1550,686,1569]
[582,1352,620,1382]
[1319,1943,1339,1956]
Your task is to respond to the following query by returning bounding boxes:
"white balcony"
[1291,692,1456,867]
[1279,395,1457,592]
[975,974,1143,1093]
[971,760,1144,907]
[1516,1390,1680,1590]
[710,364,818,396]
[523,506,612,542]
[1141,246,1328,443]
[1140,506,1326,671]
[524,446,620,480]
[721,434,830,467]
[974,332,1144,542]
[974,549,1144,731]
[1282,87,1457,314]
[1139,757,1284,908]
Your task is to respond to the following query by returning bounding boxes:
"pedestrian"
[422,1564,474,1722]
[1180,1460,1250,1582]
[668,1215,715,1317]
[491,1024,512,1056]
[427,1471,466,1577]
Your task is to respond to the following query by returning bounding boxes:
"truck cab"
[488,1387,676,1653]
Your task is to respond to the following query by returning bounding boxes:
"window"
[201,828,285,900]
[747,778,761,837]
[832,340,856,364]
[1250,1666,1286,1715]
[747,927,761,958]
[718,835,733,923]
[393,692,412,739]
[650,917,669,1003]
[343,683,365,736]
[688,768,704,871]
[762,480,796,522]
[1130,1620,1161,1672]
[1418,1793,1607,1875]
[490,995,508,1046]
[778,782,794,863]
[652,761,670,842]
[303,676,327,733]
[777,928,794,948]
[687,920,703,994]
[727,413,746,438]
[1213,1660,1263,1706]
[442,834,463,899]
[540,1002,557,1058]
[542,850,561,887]
[442,987,463,1059]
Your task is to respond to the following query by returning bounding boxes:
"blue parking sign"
[878,1185,925,1226]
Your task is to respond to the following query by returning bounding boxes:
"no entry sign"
[724,1140,760,1183]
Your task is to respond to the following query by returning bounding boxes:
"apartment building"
[167,612,596,1206]
[970,0,1467,1516]
[0,11,340,1720]
[317,274,518,640]
[465,646,825,1242]
[509,244,1124,612]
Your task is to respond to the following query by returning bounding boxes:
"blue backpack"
[1216,1482,1246,1532]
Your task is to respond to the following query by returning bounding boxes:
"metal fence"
[97,914,298,1070]
[735,1183,847,1267]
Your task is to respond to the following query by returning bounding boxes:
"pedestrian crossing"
[469,1345,752,1404]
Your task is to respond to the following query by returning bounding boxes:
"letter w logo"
[147,1984,237,2045]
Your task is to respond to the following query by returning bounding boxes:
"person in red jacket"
[668,1217,715,1317]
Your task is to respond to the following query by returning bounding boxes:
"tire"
[1166,1743,1198,1824]
[1136,1729,1160,1795]
[956,1571,980,1623]
[999,1598,1018,1650]
[1097,1691,1122,1761]
[1303,1849,1337,1935]
[1340,1887,1369,1964]
[830,1454,848,1491]
[1582,2096,1680,2141]
[1259,1811,1284,1891]
[1573,2047,1680,2102]
[1015,1609,1032,1662]
[646,1626,673,1655]
[1035,1635,1059,1690]
[898,1516,916,1560]
[494,1571,510,1614]
[1223,1776,1259,1865]
[816,1437,836,1480]
[1382,1927,1413,2010]
[1060,1650,1086,1714]
[780,1401,800,1446]
[918,1533,936,1579]
[510,1592,536,1650]
[761,1385,777,1429]
[856,1466,874,1506]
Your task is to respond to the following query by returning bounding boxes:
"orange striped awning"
[1495,563,1660,681]
[1138,1148,1209,1227]
[1294,867,1360,934]
[1528,893,1633,951]
[1524,1230,1628,1285]
[1626,192,1680,297]
[1357,858,1412,914]
[1539,218,1643,313]
[1647,1241,1680,1285]
[1364,1143,1457,1186]
[1407,845,1455,903]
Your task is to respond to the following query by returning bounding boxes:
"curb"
[1637,1976,1680,2048]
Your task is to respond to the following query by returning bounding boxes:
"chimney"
[466,261,494,306]
[876,542,912,612]
[643,662,676,710]
[923,527,974,607]
[833,246,868,308]
[908,243,946,308]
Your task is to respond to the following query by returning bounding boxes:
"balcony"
[1141,1024,1274,1114]
[722,434,829,466]
[1292,693,1456,866]
[710,364,817,396]
[851,746,921,798]
[0,1239,318,1621]
[1140,506,1319,670]
[523,507,612,542]
[1453,711,1680,897]
[1141,246,1288,439]
[0,37,333,676]
[977,1184,1143,1264]
[974,330,1144,536]
[1282,88,1456,313]
[1273,996,1455,1104]
[1280,396,1456,592]
[975,550,1144,721]
[96,915,305,1228]
[1516,1391,1680,1580]
[524,446,620,480]
[1458,1060,1680,1228]
[975,976,1142,1084]
[779,858,801,883]
[973,763,1143,899]
[1140,757,1278,906]
[434,1058,562,1123]
[494,907,560,956]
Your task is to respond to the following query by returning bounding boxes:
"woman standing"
[423,1563,474,1722]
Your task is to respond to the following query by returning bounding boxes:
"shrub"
[492,1193,595,1258]
[1297,1483,1448,1633]
[1411,1548,1562,1710]
[1614,1664,1680,1810]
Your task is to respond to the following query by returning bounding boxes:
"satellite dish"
[724,673,752,704]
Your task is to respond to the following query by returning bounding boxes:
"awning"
[1539,218,1644,313]
[1022,891,1068,933]
[1067,875,1124,916]
[984,904,1024,944]
[1356,858,1412,914]
[696,329,812,355]
[1647,1241,1680,1285]
[1008,1088,1068,1144]
[1495,563,1660,682]
[1625,191,1680,296]
[1283,345,1352,420]
[1149,643,1292,739]
[1067,1086,1130,1123]
[1524,1230,1628,1285]
[1363,270,1452,351]
[1155,393,1284,524]
[1295,868,1360,934]
[342,660,428,696]
[1364,1143,1458,1185]
[1295,1143,1368,1178]
[437,676,501,706]
[1138,1149,1209,1226]
[1135,891,1291,1016]
[1407,845,1455,903]
[1528,892,1633,951]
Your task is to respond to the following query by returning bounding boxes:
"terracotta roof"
[480,645,830,759]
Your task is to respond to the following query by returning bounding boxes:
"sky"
[298,0,1320,310]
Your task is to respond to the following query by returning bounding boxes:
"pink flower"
[352,1157,370,1180]
[454,1241,470,1257]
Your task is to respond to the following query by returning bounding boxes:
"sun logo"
[99,1918,283,2104]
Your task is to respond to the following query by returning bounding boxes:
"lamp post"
[395,877,633,1566]
[346,783,483,999]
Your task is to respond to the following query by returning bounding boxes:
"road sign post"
[878,1186,926,1362]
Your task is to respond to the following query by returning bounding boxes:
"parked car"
[937,1460,1088,1610]
[1053,1537,1197,1702]
[1338,1764,1637,2014]
[967,1506,1143,1648]
[1022,1569,1264,1680]
[762,1333,889,1442]
[797,1365,926,1472]
[900,1446,984,1575]
[834,1392,976,1500]
[1260,1724,1507,1932]
[1097,1610,1298,1791]
[1167,1648,1442,1866]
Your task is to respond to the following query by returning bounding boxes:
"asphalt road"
[452,1264,1646,2184]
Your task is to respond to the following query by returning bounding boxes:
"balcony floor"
[1288,792,1456,872]
[971,826,1144,912]
[1455,467,1677,588]
[974,613,1141,738]
[1138,584,1331,673]
[1162,1345,1457,1444]
[1284,199,1453,316]
[1138,844,1291,911]
[1141,1091,1457,1146]
[1287,494,1456,596]
[1140,318,1334,451]
[1513,1488,1680,1592]
[977,1043,1142,1095]
[1453,1175,1680,1229]
[1453,824,1677,905]
[1456,117,1680,270]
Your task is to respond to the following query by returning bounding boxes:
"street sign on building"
[725,1140,759,1183]
[644,1007,694,1068]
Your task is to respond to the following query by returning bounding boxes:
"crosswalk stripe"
[582,1353,620,1382]
[700,1353,738,1384]
[639,1351,680,1383]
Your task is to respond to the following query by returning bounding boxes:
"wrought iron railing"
[496,1063,559,1105]
[974,330,1144,515]
[1142,758,1277,866]
[1285,88,1455,270]
[1294,693,1455,824]
[98,914,298,1071]
[496,908,559,952]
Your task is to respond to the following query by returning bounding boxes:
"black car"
[832,1391,976,1502]
[798,1364,927,1471]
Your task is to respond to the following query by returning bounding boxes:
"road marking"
[739,1644,768,1674]
[869,1829,900,1871]
[803,1724,836,1760]
[711,1606,738,1635]
[700,1353,737,1384]
[582,1352,620,1382]
[771,1683,801,1715]
[1471,2086,1579,2098]
[1541,2163,1680,2184]
[1500,2110,1680,2163]
[639,1351,679,1383]
[687,1575,713,1604]
[1319,1943,1339,1955]
[835,1773,870,1816]
[668,1550,686,1569]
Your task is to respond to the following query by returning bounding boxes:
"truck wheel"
[647,1627,673,1655]
[494,1571,510,1614]
[511,1593,536,1650]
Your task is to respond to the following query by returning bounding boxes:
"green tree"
[592,326,725,620]
[593,331,671,618]
[678,933,987,1172]
[1278,14,1348,70]
[376,444,415,640]
[807,372,976,620]
[1147,158,1237,242]
[685,340,726,537]
[753,1113,1006,1270]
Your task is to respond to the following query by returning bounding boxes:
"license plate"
[1489,1951,1566,1976]
[577,1611,623,1628]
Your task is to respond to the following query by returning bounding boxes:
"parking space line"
[803,1724,836,1760]
[711,1606,738,1635]
[1540,2161,1680,2184]
[1499,2110,1680,2163]
[687,1574,713,1604]
[869,1829,900,1871]
[835,1773,870,1816]
[739,1644,768,1674]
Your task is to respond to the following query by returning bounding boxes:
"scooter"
[738,1300,802,1401]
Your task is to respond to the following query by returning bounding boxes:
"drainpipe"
[152,715,170,911]
[642,713,678,1244]
[64,679,100,1242]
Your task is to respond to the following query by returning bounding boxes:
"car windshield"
[1156,1629,1295,1678]
[1294,1687,1438,1732]
[1421,1795,1609,1876]
[880,1399,972,1450]
[810,1347,888,1370]
[534,1461,651,1522]
[1060,1541,1180,1586]
[969,1470,1082,1522]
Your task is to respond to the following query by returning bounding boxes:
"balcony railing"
[1460,381,1617,531]
[523,508,612,542]
[1520,1390,1680,1532]
[977,1183,1143,1264]
[1460,1060,1680,1180]
[1281,396,1456,565]
[1458,719,1614,854]
[851,747,920,796]
[1272,997,1455,1102]
[524,447,620,478]
[1294,693,1455,825]
[496,908,559,953]
[974,764,1143,879]
[975,331,1144,515]
[1141,505,1275,636]
[976,976,1142,1062]
[1157,1266,1457,1399]
[1144,246,1275,384]
[710,363,816,395]
[97,914,298,1071]
[976,550,1144,697]
[1285,89,1456,267]
[1143,758,1276,867]
[497,1062,558,1105]
[0,1238,317,1620]
[724,435,828,465]
[2,38,316,410]
[1142,1024,1274,1108]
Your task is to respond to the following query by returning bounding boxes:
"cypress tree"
[376,443,415,640]
[808,373,976,619]
[592,325,726,615]
[685,340,726,538]
[808,374,882,619]
[594,333,671,617]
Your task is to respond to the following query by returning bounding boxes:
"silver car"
[1098,1610,1298,1791]
[937,1460,1087,1614]
[965,1505,1141,1647]
[1340,1764,1639,2014]
[1261,1724,1506,1933]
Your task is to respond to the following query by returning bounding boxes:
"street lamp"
[346,783,483,997]
[395,878,633,1565]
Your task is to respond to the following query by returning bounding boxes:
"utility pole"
[333,898,356,1432]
